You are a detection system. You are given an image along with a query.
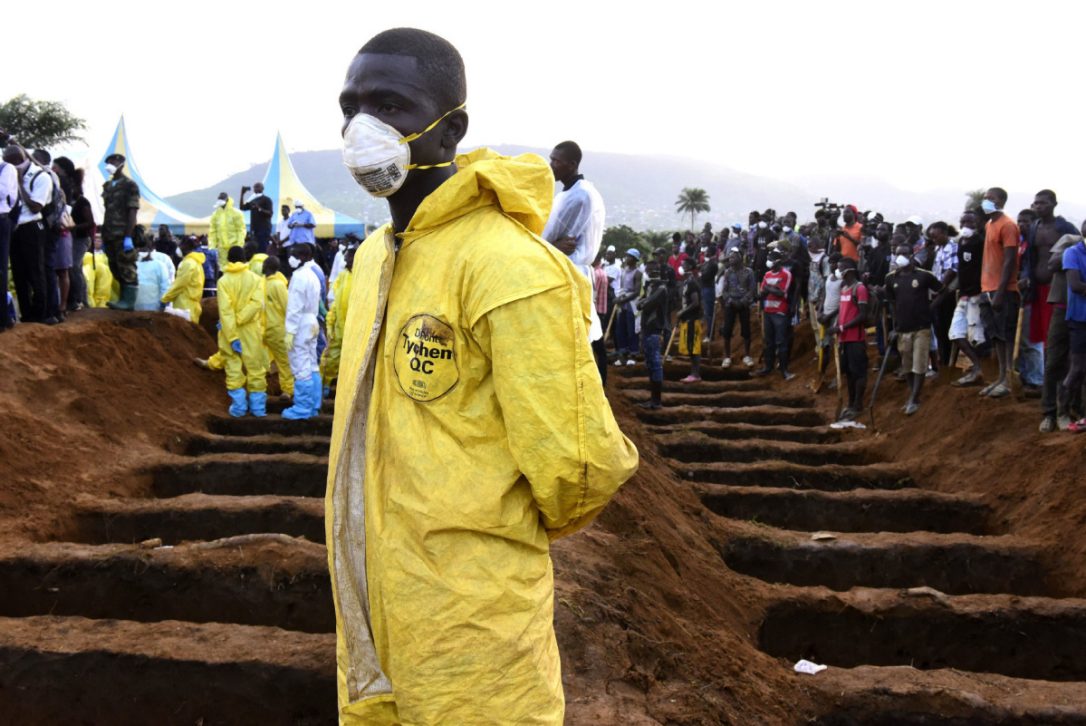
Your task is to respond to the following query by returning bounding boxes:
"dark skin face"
[339,53,468,234]
[927,226,948,246]
[281,205,290,219]
[875,222,892,243]
[548,148,578,186]
[253,183,264,194]
[983,189,1005,218]
[895,244,913,268]
[1031,194,1054,221]
[1017,213,1035,240]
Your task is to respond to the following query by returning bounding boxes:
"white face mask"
[832,269,841,280]
[342,104,464,198]
[104,163,118,176]
[176,245,183,257]
[214,199,226,209]
[757,221,768,230]
[294,206,303,213]
[895,254,911,267]
[783,226,793,234]
[959,226,975,239]
[288,256,301,269]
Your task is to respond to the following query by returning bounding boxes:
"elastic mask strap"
[398,103,465,145]
[400,103,466,171]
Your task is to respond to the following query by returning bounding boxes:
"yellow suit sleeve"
[161,259,193,304]
[218,278,238,342]
[474,283,639,540]
[236,276,265,327]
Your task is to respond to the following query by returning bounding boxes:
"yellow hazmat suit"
[216,261,267,393]
[160,250,206,324]
[249,253,268,275]
[83,250,114,308]
[264,270,294,396]
[209,197,246,255]
[319,267,351,386]
[326,149,639,725]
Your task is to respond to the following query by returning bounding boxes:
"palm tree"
[964,189,985,212]
[675,188,711,231]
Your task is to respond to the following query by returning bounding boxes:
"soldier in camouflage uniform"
[101,153,141,309]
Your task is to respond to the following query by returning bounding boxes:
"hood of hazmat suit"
[326,148,639,725]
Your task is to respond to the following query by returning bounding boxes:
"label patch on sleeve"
[394,314,459,402]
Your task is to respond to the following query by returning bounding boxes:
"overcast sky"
[7,0,1084,211]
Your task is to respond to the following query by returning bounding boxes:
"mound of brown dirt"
[0,310,219,544]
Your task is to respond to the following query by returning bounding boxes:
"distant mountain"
[166,146,1085,232]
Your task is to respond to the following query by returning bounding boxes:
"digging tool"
[603,302,619,343]
[707,299,718,363]
[868,333,895,430]
[811,323,827,393]
[833,341,844,421]
[1011,303,1026,392]
[664,324,680,361]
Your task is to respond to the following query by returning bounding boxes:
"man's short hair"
[358,28,467,113]
[988,187,1009,207]
[553,140,582,166]
[32,149,51,165]
[1036,189,1058,204]
[227,246,245,263]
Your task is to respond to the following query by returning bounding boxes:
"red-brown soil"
[2,312,1085,723]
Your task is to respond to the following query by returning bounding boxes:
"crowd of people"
[591,192,1086,432]
[0,136,360,420]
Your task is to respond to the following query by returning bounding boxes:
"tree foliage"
[0,94,86,149]
[964,189,985,212]
[675,187,711,230]
[602,224,645,255]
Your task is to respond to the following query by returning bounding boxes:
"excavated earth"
[1,310,1085,724]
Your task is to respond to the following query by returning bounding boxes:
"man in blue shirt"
[287,201,316,245]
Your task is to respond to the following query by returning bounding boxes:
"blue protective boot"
[310,374,324,416]
[282,376,313,420]
[249,391,268,418]
[227,388,249,417]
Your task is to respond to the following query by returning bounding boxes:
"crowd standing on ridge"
[589,193,1086,432]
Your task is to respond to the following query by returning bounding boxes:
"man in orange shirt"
[978,186,1021,398]
[834,204,863,262]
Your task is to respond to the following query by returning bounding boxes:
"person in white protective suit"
[542,140,607,379]
[282,242,323,419]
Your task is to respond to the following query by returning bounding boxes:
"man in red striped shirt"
[754,249,796,380]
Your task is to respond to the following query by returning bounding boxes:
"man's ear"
[441,109,469,149]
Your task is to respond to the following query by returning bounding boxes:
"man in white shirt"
[542,140,607,377]
[0,145,21,329]
[282,242,324,420]
[8,145,54,323]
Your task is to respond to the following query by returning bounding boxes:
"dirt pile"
[0,310,219,543]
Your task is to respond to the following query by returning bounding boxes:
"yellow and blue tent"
[98,116,210,235]
[259,133,365,238]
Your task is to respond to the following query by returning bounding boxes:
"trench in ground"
[681,464,914,491]
[759,599,1086,681]
[152,458,327,498]
[701,489,990,535]
[661,441,870,466]
[71,496,325,545]
[719,536,1049,596]
[0,548,334,633]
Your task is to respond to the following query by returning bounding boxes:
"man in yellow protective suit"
[83,237,114,308]
[262,255,294,397]
[209,191,245,257]
[217,246,267,416]
[160,235,205,324]
[319,241,355,398]
[327,28,638,725]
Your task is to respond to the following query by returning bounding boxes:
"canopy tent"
[259,132,366,238]
[98,117,209,235]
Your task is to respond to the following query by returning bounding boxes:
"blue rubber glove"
[231,339,242,354]
[216,321,222,331]
[123,236,134,252]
